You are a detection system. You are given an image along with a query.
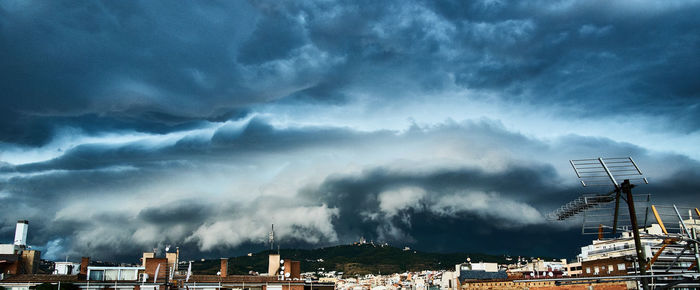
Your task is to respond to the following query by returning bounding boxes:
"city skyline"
[1,1,699,262]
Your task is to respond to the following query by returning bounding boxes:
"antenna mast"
[548,157,650,290]
[269,224,275,250]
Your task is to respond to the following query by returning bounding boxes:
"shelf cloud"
[1,0,699,262]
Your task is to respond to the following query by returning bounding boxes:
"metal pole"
[693,228,700,274]
[612,189,621,235]
[673,205,691,238]
[621,179,649,290]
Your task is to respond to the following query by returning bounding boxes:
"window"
[120,269,137,280]
[89,270,104,281]
[617,263,625,271]
[585,267,591,274]
[594,266,599,275]
[608,265,613,273]
[104,269,119,280]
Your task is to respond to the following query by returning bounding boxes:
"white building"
[578,224,667,263]
[53,261,81,275]
[0,221,30,255]
[87,266,144,281]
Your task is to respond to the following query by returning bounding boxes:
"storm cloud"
[1,0,699,263]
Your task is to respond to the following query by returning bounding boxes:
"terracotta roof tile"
[1,274,81,283]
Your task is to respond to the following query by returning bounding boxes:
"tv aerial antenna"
[547,157,651,290]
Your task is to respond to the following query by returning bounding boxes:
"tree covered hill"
[191,244,511,276]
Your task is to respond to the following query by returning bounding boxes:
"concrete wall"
[20,250,40,274]
[166,252,178,271]
[54,262,81,275]
[0,244,16,255]
[141,252,155,267]
[268,254,280,276]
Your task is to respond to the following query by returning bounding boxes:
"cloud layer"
[1,0,699,262]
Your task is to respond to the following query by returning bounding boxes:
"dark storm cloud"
[299,165,569,249]
[1,0,700,263]
[137,200,210,225]
[0,1,322,145]
[424,1,700,109]
[3,0,699,147]
[2,117,389,173]
[298,157,700,257]
[2,118,699,260]
[269,0,700,128]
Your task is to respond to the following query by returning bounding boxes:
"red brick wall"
[0,258,20,275]
[144,257,169,280]
[580,257,632,277]
[463,281,628,290]
[220,258,228,277]
[291,261,300,279]
[80,257,90,275]
[530,283,627,290]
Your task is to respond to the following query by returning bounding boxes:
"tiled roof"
[0,274,81,283]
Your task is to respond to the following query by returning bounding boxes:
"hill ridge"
[192,244,510,276]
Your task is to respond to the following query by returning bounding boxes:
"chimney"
[80,257,90,276]
[14,220,29,247]
[220,258,228,278]
[291,260,300,280]
[283,260,301,280]
[268,254,280,276]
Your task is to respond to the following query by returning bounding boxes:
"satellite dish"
[280,266,285,270]
[165,245,171,252]
[280,271,284,275]
[279,259,285,264]
[285,272,291,278]
[548,272,553,277]
[530,272,535,277]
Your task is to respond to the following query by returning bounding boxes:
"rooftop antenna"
[547,157,650,290]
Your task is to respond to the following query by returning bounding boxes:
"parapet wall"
[463,281,634,290]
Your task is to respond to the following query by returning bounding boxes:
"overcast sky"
[1,0,699,263]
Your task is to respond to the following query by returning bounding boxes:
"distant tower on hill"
[268,224,275,250]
